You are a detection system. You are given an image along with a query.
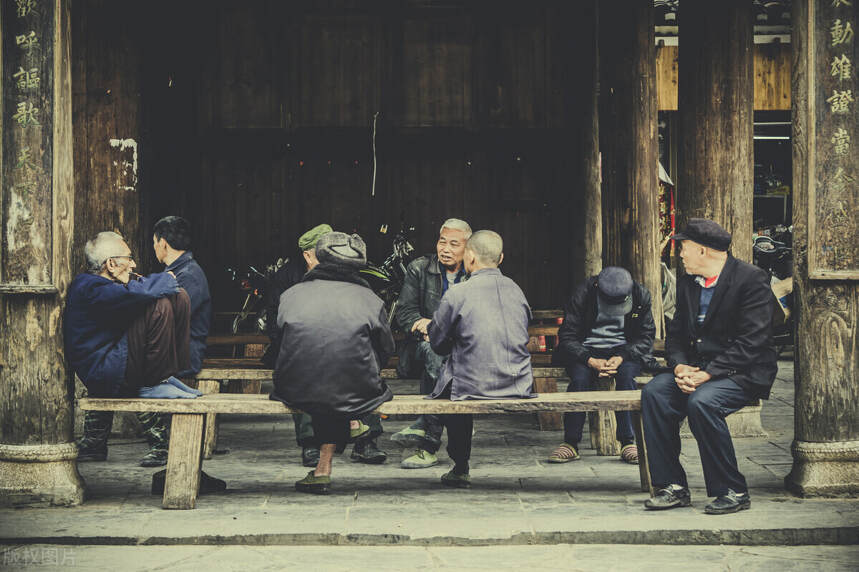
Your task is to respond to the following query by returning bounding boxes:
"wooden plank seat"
[78,391,651,510]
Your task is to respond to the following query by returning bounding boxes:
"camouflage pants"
[78,410,170,453]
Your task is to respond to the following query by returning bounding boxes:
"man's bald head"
[465,230,504,271]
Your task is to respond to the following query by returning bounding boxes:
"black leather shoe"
[76,445,107,462]
[644,485,692,510]
[151,470,227,495]
[301,447,320,467]
[351,438,388,464]
[139,448,168,467]
[704,489,750,514]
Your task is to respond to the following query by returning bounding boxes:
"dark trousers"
[124,290,191,391]
[293,412,383,447]
[563,349,640,447]
[641,373,753,497]
[309,414,351,454]
[442,414,473,470]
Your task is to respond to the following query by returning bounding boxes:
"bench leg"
[589,377,620,455]
[631,410,653,495]
[227,379,262,395]
[195,379,220,460]
[533,377,562,431]
[162,413,205,510]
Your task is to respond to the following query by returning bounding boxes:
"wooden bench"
[78,391,651,510]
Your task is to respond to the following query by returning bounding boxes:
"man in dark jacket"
[271,232,395,494]
[391,218,471,470]
[153,216,212,378]
[642,218,777,515]
[265,224,387,467]
[427,230,534,488]
[67,231,207,468]
[550,267,655,465]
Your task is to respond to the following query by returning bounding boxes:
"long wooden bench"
[78,391,651,510]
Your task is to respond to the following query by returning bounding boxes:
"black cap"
[672,218,732,252]
[596,267,634,316]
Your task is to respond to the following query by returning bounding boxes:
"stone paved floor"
[1,359,857,569]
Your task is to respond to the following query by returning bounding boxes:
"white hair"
[84,231,126,273]
[466,230,503,266]
[439,218,472,239]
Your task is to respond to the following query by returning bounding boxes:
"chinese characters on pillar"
[812,0,859,277]
[1,0,54,285]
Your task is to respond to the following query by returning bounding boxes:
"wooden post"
[677,0,754,264]
[0,0,84,507]
[580,0,602,282]
[786,0,859,497]
[599,0,663,338]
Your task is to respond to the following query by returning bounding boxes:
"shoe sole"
[547,457,579,463]
[644,499,692,511]
[704,501,750,515]
[351,454,388,465]
[140,459,168,468]
[400,460,439,469]
[295,484,330,495]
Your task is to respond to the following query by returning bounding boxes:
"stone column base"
[785,439,859,497]
[0,442,85,508]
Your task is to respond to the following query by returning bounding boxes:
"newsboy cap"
[315,231,367,268]
[596,266,634,316]
[298,223,333,251]
[672,218,732,252]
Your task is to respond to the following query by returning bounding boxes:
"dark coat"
[556,277,656,367]
[263,256,306,367]
[64,272,179,396]
[395,254,466,331]
[270,263,395,416]
[667,255,778,399]
[165,251,211,376]
[427,268,535,400]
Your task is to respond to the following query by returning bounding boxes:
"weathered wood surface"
[192,379,220,460]
[677,0,754,264]
[162,413,204,510]
[532,377,561,430]
[588,376,620,456]
[786,0,859,497]
[599,0,663,339]
[79,390,643,415]
[196,366,569,382]
[656,43,792,111]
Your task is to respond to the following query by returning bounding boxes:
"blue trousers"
[641,373,753,497]
[564,350,640,447]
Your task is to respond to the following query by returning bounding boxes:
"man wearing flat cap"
[271,232,395,494]
[266,224,388,467]
[550,266,656,465]
[642,218,777,515]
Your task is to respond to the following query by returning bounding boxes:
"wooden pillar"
[677,0,754,263]
[0,0,84,507]
[580,0,601,281]
[599,0,663,338]
[786,0,859,497]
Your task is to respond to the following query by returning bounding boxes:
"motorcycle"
[360,224,417,326]
[753,230,793,355]
[225,259,285,334]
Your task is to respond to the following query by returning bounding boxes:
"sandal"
[620,443,639,465]
[548,443,580,463]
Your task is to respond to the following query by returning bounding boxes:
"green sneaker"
[400,449,438,469]
[295,470,331,495]
[349,421,371,441]
[441,470,471,489]
[390,427,426,447]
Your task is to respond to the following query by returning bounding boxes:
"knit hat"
[315,232,367,268]
[298,223,333,251]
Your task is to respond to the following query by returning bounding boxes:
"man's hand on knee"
[599,355,623,377]
[675,367,711,394]
[587,357,607,373]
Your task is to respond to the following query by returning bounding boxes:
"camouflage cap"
[298,223,333,251]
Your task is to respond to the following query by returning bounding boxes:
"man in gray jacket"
[427,230,535,488]
[392,218,471,469]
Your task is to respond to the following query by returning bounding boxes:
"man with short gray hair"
[427,229,535,488]
[391,218,472,469]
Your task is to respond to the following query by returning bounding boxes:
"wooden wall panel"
[657,43,791,111]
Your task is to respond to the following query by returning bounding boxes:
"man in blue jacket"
[69,230,201,468]
[152,216,212,378]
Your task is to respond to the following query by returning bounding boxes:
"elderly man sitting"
[426,230,535,488]
[270,231,395,494]
[65,231,225,492]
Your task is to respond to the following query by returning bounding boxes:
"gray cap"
[315,232,367,268]
[596,266,634,316]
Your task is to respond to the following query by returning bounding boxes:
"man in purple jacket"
[66,231,205,469]
[426,230,535,488]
